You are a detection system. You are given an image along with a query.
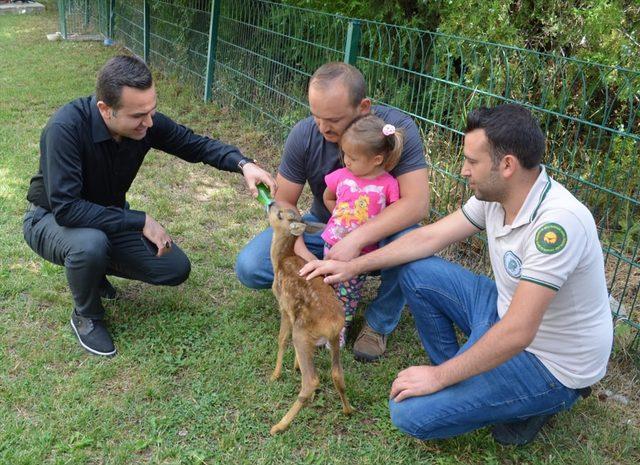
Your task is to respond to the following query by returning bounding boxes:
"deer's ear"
[302,220,326,234]
[286,210,299,221]
[289,222,307,237]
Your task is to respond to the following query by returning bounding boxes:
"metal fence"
[58,0,640,352]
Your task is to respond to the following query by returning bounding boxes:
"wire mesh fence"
[59,0,640,352]
[57,0,108,39]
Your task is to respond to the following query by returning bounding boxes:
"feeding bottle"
[256,183,274,210]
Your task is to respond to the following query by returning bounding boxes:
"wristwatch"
[237,157,256,171]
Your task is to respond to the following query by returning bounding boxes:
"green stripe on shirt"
[461,207,485,230]
[521,276,560,291]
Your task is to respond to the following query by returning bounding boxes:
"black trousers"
[23,205,191,319]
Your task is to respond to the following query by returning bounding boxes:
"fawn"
[267,202,354,435]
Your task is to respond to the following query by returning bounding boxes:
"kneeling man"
[301,104,613,445]
[23,55,276,357]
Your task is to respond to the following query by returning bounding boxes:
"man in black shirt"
[23,55,276,357]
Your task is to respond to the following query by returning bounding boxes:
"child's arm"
[323,187,337,213]
[294,236,317,262]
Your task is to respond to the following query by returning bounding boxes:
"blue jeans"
[235,213,418,334]
[390,256,580,440]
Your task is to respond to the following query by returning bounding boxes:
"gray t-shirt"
[279,105,427,223]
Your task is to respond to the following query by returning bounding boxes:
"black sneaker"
[491,414,553,446]
[70,311,117,357]
[99,277,117,300]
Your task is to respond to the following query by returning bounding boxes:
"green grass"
[1,10,638,465]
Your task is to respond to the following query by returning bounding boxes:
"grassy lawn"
[1,10,638,465]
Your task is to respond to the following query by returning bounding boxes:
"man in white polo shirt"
[300,104,613,445]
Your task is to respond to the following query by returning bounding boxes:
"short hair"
[96,55,153,109]
[309,62,366,107]
[465,104,545,169]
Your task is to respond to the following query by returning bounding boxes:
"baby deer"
[268,202,354,435]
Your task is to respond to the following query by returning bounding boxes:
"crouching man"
[23,55,276,357]
[301,104,613,445]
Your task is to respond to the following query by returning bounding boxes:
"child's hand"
[324,234,363,261]
[294,236,317,262]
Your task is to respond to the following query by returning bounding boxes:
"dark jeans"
[23,205,191,319]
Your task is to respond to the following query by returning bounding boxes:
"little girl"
[322,114,404,346]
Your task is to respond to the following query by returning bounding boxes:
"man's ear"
[96,100,113,120]
[502,154,518,178]
[358,97,371,116]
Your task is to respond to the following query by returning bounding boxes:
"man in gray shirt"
[235,62,429,361]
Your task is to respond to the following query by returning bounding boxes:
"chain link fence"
[57,0,640,353]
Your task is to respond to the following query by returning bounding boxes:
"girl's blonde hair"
[341,114,404,171]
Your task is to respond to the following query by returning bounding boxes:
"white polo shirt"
[461,166,613,388]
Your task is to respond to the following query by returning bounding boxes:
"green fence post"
[344,20,361,66]
[58,0,67,39]
[108,0,116,40]
[143,0,150,63]
[204,0,221,102]
[84,0,90,28]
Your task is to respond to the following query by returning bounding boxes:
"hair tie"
[382,124,396,136]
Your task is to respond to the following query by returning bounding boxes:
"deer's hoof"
[270,422,288,435]
[343,404,355,415]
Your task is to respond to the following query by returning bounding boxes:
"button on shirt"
[27,95,246,234]
[461,166,613,388]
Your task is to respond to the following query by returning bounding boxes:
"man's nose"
[317,119,329,133]
[460,163,470,177]
[143,113,153,128]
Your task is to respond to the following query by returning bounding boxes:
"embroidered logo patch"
[503,251,522,278]
[535,223,567,254]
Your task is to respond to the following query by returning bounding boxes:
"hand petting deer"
[267,202,354,435]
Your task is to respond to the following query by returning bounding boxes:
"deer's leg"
[270,328,319,435]
[271,311,291,381]
[329,335,354,415]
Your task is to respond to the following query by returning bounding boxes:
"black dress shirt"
[27,96,246,234]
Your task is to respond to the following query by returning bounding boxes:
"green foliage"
[277,0,440,30]
[282,0,640,70]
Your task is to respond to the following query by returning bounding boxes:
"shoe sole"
[99,290,117,301]
[353,350,382,362]
[70,318,117,357]
[491,414,553,446]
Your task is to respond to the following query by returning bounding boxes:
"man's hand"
[324,233,363,261]
[241,162,277,198]
[299,259,357,284]
[143,214,172,257]
[389,365,445,402]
